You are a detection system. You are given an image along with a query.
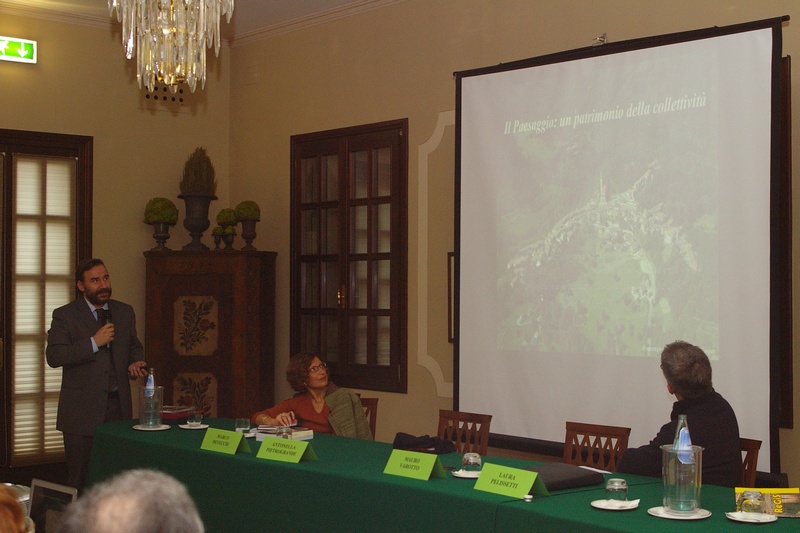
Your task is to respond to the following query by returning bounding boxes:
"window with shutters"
[290,120,407,392]
[1,130,91,466]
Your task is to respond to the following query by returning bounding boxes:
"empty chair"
[563,421,631,472]
[437,409,492,456]
[740,437,762,487]
[359,397,379,438]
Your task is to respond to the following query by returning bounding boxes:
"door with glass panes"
[291,119,407,393]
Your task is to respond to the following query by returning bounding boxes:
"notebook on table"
[526,462,606,492]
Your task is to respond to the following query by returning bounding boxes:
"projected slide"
[497,60,718,357]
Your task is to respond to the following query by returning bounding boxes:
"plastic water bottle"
[141,368,159,427]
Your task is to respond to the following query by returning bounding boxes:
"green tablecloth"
[88,419,514,532]
[496,478,799,532]
[87,419,798,532]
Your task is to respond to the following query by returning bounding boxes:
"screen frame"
[453,16,790,473]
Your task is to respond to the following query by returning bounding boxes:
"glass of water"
[462,452,482,472]
[234,418,250,433]
[605,478,628,501]
[187,408,203,427]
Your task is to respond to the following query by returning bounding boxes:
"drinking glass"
[187,408,203,427]
[605,478,628,501]
[661,444,703,515]
[462,452,482,472]
[235,418,250,433]
[740,490,765,513]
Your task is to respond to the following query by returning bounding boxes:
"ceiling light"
[108,0,234,93]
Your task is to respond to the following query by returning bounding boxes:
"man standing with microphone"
[46,258,148,492]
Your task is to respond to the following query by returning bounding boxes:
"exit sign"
[0,36,37,64]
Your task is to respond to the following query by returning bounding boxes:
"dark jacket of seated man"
[616,388,741,487]
[616,341,741,487]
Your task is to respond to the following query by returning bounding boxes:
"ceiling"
[1,0,401,44]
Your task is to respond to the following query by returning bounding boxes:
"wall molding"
[417,109,455,398]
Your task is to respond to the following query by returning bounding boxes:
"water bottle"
[672,458,697,511]
[145,368,155,397]
[670,414,697,512]
[141,368,159,427]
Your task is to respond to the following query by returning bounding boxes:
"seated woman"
[251,352,373,440]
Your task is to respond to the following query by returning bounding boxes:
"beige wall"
[3,0,799,483]
[1,11,232,317]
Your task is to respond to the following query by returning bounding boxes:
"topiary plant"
[143,197,179,225]
[235,200,261,221]
[179,147,217,196]
[216,208,237,226]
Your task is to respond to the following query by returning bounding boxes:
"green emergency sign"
[0,36,37,64]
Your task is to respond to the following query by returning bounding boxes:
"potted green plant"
[216,208,237,227]
[221,224,237,250]
[178,147,218,250]
[235,200,261,250]
[211,226,223,250]
[143,197,179,250]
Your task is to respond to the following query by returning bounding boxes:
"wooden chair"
[563,421,631,472]
[437,409,492,456]
[359,397,379,438]
[740,437,762,487]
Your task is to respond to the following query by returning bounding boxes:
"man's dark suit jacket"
[616,389,741,487]
[46,297,145,436]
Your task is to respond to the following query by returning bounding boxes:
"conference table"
[87,419,796,532]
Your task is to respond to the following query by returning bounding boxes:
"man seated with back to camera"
[616,340,741,487]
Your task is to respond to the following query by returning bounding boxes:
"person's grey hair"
[56,469,204,533]
[660,340,712,400]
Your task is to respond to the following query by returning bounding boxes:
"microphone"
[105,307,113,350]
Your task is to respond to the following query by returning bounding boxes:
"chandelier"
[108,0,235,93]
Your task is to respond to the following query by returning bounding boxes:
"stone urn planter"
[178,147,217,250]
[143,197,179,251]
[179,193,217,250]
[235,200,261,251]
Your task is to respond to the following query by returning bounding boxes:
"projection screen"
[456,19,786,471]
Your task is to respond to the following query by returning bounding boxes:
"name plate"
[200,428,251,455]
[474,463,547,498]
[256,438,317,463]
[383,449,445,480]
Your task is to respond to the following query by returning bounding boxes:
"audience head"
[660,340,713,400]
[0,484,27,533]
[286,352,327,392]
[57,469,203,533]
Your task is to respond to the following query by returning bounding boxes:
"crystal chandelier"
[108,0,235,93]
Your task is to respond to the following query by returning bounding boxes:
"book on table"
[256,426,314,441]
[734,487,800,517]
[160,405,194,423]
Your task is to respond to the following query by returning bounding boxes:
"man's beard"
[86,288,112,306]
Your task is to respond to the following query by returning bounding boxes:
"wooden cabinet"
[144,251,276,418]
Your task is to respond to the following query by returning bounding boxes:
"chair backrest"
[563,421,631,472]
[437,409,492,456]
[359,397,379,438]
[740,437,762,487]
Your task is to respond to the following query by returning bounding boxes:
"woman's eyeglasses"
[308,362,328,374]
